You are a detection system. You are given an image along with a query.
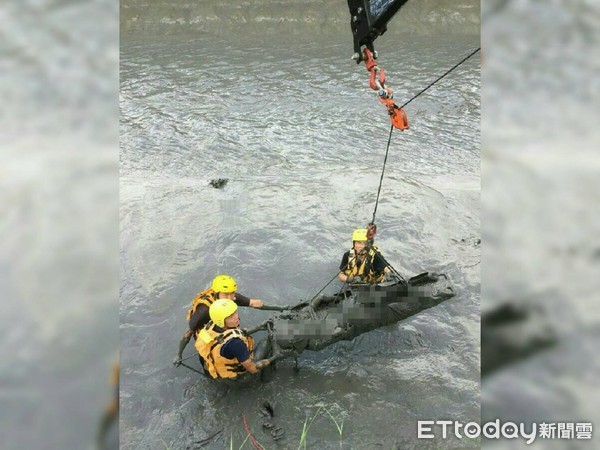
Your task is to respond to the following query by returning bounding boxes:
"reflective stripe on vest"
[195,322,255,380]
[344,244,385,283]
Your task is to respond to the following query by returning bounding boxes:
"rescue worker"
[338,228,391,284]
[196,299,273,380]
[173,274,264,367]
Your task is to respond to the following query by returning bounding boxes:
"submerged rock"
[209,178,228,189]
[482,302,557,377]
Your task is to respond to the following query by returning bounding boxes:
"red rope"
[242,415,264,450]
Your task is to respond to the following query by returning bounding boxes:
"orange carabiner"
[362,50,409,130]
[379,95,409,130]
[366,223,377,240]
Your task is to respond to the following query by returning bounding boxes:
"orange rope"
[242,415,264,450]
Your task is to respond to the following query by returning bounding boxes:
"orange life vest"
[195,321,255,379]
[186,288,218,322]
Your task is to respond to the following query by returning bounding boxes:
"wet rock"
[208,178,228,189]
[347,365,369,378]
[482,302,557,377]
[260,401,286,443]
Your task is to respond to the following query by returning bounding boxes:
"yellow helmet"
[211,274,237,293]
[209,299,238,328]
[352,228,368,242]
